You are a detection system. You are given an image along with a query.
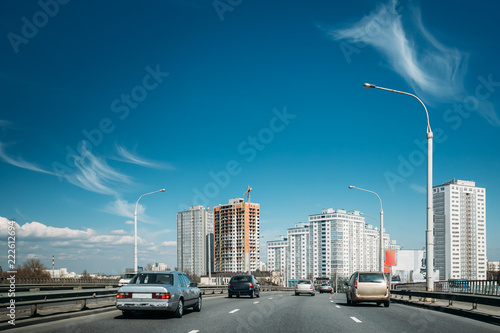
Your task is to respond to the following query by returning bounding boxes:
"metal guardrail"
[393,280,500,296]
[0,287,118,319]
[391,289,500,309]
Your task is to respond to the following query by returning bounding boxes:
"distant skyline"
[1,0,499,275]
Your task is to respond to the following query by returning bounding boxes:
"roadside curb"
[391,298,500,325]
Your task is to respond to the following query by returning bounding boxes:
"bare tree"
[18,259,50,278]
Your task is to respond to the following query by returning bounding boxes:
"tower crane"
[243,186,252,203]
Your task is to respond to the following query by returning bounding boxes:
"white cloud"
[0,142,56,175]
[0,218,95,240]
[110,229,127,235]
[329,0,500,126]
[114,145,176,170]
[161,241,177,247]
[103,199,157,224]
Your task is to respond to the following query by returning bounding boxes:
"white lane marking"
[350,316,362,323]
[188,331,199,333]
[268,297,273,299]
[229,309,240,313]
[336,305,341,309]
[330,300,334,303]
[253,301,259,304]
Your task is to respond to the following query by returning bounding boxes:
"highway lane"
[8,292,500,333]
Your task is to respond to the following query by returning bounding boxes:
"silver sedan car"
[295,279,315,296]
[116,271,202,318]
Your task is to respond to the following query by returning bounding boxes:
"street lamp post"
[134,189,166,273]
[349,186,384,272]
[363,83,434,291]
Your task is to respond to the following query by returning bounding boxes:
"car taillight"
[310,285,313,290]
[387,281,389,289]
[249,283,253,289]
[153,292,171,299]
[228,283,231,288]
[354,282,357,289]
[295,285,298,289]
[116,292,132,299]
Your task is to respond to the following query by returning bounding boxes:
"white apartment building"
[287,223,311,280]
[267,235,288,272]
[433,179,487,280]
[177,205,214,277]
[309,208,395,278]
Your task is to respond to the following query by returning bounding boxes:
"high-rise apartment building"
[214,198,260,272]
[268,209,397,282]
[287,222,311,280]
[309,209,390,277]
[433,179,487,280]
[177,205,214,277]
[267,235,288,273]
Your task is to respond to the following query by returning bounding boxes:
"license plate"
[133,293,152,298]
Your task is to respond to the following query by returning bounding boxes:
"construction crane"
[243,186,252,203]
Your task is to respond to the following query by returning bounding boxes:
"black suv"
[228,274,261,298]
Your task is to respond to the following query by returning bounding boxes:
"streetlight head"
[363,83,375,89]
[348,186,355,189]
[160,189,166,192]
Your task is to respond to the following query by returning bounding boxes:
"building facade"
[287,222,311,280]
[214,198,260,273]
[177,205,214,277]
[433,179,487,280]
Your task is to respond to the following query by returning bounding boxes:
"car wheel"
[228,293,233,298]
[384,301,390,308]
[295,292,299,296]
[250,291,254,298]
[174,299,184,318]
[122,311,132,318]
[346,295,351,305]
[193,296,202,312]
[311,293,315,296]
[256,291,260,298]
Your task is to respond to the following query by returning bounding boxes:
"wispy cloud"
[114,145,176,170]
[102,199,157,224]
[328,0,500,126]
[0,142,55,175]
[65,142,133,196]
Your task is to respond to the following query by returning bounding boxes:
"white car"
[118,273,136,287]
[295,279,315,296]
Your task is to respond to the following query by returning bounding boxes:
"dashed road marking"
[253,301,259,304]
[229,309,240,314]
[336,305,341,309]
[188,331,199,333]
[350,316,362,323]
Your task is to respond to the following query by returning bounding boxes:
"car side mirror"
[189,282,198,288]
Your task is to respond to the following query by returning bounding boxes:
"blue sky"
[1,0,499,275]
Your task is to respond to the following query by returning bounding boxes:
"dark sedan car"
[228,274,261,298]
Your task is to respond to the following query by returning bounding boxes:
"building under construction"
[214,198,260,273]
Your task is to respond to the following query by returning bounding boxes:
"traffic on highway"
[7,291,500,333]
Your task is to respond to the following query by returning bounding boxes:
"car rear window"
[358,273,385,283]
[298,280,311,284]
[131,273,173,285]
[231,276,251,283]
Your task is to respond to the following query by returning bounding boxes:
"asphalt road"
[8,292,500,333]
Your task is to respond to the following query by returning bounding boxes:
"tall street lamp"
[349,186,384,271]
[363,82,434,291]
[134,189,166,273]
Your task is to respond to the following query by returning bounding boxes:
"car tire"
[311,293,315,296]
[174,299,184,318]
[122,311,132,318]
[193,296,202,312]
[346,296,351,305]
[384,301,390,308]
[256,291,260,298]
[228,293,233,298]
[250,291,254,298]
